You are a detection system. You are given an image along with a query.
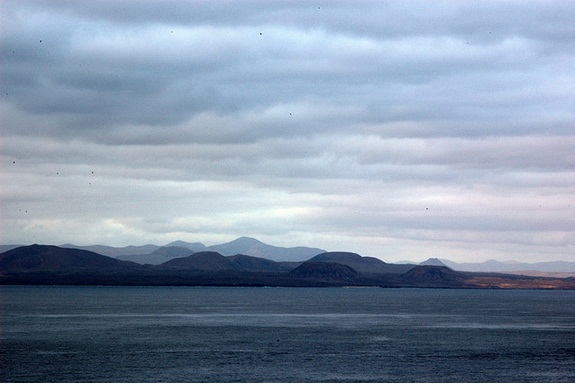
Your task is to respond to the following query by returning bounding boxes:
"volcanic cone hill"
[288,261,367,283]
[309,252,415,275]
[158,251,241,271]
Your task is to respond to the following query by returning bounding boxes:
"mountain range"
[1,241,574,289]
[3,237,575,274]
[418,257,575,274]
[55,237,326,263]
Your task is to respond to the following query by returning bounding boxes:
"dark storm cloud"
[3,0,573,142]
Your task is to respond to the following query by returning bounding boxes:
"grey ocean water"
[1,286,574,382]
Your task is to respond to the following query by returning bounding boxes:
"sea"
[1,286,574,383]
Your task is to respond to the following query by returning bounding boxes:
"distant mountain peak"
[222,237,265,246]
[420,258,447,267]
[235,236,260,242]
[206,236,326,262]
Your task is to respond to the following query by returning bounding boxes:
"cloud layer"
[1,0,574,262]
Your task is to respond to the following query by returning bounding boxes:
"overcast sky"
[1,0,574,263]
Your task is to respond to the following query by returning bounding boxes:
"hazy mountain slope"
[207,237,325,261]
[59,243,160,258]
[420,258,448,267]
[115,246,193,265]
[164,241,207,250]
[440,259,575,273]
[56,237,324,262]
[0,245,22,254]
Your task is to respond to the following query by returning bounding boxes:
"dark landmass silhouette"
[288,261,369,284]
[0,244,138,272]
[310,252,415,275]
[158,251,242,271]
[1,244,574,289]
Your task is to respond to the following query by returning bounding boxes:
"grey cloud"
[4,0,573,142]
[21,1,575,46]
[346,136,575,171]
[2,0,574,263]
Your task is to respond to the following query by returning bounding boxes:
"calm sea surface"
[1,286,574,382]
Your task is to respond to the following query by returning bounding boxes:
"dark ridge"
[310,251,415,275]
[158,251,241,271]
[226,254,293,272]
[400,265,466,287]
[288,261,365,283]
